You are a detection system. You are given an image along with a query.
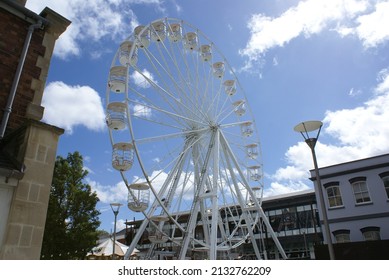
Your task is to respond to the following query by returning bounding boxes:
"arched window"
[324,182,343,208]
[361,226,381,241]
[349,177,371,204]
[332,229,350,243]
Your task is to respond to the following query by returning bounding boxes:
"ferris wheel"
[105,18,286,260]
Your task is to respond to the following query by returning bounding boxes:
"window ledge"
[328,205,345,210]
[355,201,373,206]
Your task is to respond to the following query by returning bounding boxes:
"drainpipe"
[0,20,43,139]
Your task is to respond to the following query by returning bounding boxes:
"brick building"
[0,0,70,259]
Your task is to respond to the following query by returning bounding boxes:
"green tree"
[41,151,101,259]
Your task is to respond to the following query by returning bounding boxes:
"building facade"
[0,0,70,259]
[310,153,389,259]
[122,189,323,260]
[262,190,322,259]
[120,154,389,260]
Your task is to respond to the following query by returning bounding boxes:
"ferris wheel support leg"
[125,140,194,260]
[199,199,211,247]
[123,174,180,260]
[209,129,220,260]
[124,217,150,259]
[220,131,287,259]
[179,131,216,260]
[219,132,262,260]
[257,206,287,259]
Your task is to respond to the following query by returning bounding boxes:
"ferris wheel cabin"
[245,143,259,159]
[127,183,150,212]
[148,216,169,244]
[200,44,212,61]
[240,121,253,137]
[212,62,225,78]
[106,102,127,130]
[109,66,126,93]
[233,100,246,116]
[134,25,150,49]
[248,165,261,181]
[223,79,237,96]
[168,23,182,42]
[119,40,138,66]
[151,21,166,42]
[112,142,134,171]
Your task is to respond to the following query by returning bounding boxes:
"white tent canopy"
[88,238,138,259]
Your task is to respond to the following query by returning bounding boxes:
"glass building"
[123,189,323,260]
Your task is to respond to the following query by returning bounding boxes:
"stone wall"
[0,2,70,259]
[0,122,63,259]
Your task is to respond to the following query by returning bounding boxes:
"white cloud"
[354,1,389,48]
[113,219,127,232]
[42,81,106,134]
[26,0,164,59]
[268,68,389,196]
[53,25,81,58]
[130,69,156,88]
[376,68,389,92]
[88,169,168,206]
[348,87,362,97]
[87,178,128,204]
[132,104,152,118]
[240,0,368,60]
[265,181,311,198]
[239,0,389,71]
[323,70,389,156]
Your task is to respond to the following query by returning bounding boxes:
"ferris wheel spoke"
[151,24,224,125]
[127,86,192,131]
[138,44,210,123]
[140,47,184,108]
[134,125,209,145]
[163,38,214,124]
[132,63,200,122]
[155,39,195,105]
[169,162,195,213]
[137,132,207,199]
[128,98,208,128]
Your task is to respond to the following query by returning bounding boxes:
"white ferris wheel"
[105,18,286,260]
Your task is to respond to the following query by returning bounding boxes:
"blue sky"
[26,0,389,233]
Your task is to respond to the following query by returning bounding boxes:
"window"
[349,177,371,204]
[333,229,350,243]
[379,172,389,199]
[324,182,343,208]
[361,226,381,241]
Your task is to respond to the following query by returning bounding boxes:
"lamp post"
[110,203,122,260]
[294,121,335,260]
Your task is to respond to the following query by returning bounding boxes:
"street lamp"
[110,202,122,260]
[294,121,335,260]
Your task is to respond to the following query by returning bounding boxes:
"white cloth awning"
[88,238,139,257]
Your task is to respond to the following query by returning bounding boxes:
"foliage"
[40,152,101,259]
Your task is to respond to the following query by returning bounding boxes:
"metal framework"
[105,18,286,260]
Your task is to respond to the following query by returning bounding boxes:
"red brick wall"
[0,7,46,135]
